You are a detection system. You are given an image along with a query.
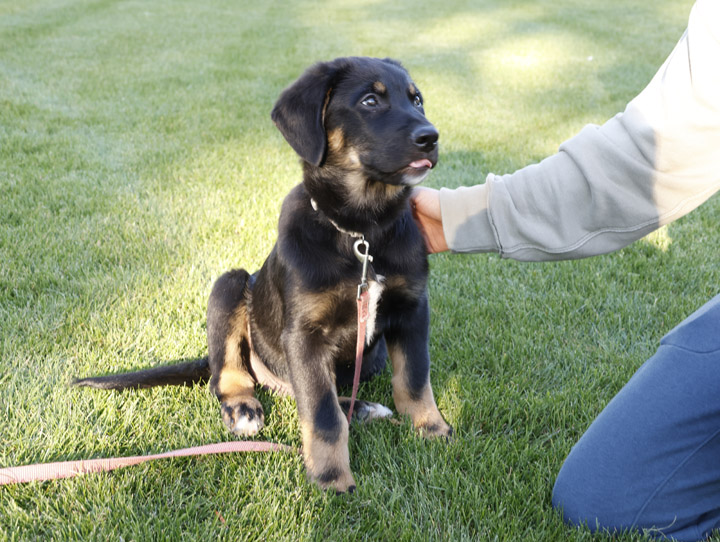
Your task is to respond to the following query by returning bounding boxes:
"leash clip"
[353,237,373,299]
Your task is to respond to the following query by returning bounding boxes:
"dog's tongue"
[409,159,433,169]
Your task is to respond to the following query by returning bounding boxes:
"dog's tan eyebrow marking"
[372,81,387,94]
[408,83,418,96]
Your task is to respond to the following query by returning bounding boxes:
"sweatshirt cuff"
[439,181,499,253]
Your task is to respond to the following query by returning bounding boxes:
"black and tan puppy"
[75,57,452,493]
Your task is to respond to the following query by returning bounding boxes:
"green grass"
[1,0,717,540]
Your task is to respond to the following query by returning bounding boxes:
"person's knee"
[551,444,638,534]
[552,455,597,530]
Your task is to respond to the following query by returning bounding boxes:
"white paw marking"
[357,401,393,422]
[368,403,393,419]
[232,415,263,437]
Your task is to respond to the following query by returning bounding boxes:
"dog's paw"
[353,400,393,423]
[308,467,357,495]
[416,420,454,440]
[221,396,265,437]
[338,398,393,424]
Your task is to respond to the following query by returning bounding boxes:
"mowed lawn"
[1,0,717,540]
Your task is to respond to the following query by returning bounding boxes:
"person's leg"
[552,295,720,541]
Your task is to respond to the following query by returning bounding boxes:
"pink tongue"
[409,159,432,169]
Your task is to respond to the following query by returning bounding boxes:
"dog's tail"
[73,357,210,390]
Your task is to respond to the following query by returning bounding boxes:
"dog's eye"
[361,95,379,107]
[413,94,423,107]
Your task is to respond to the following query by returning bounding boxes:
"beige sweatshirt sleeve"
[439,0,720,262]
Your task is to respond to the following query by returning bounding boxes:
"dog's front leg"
[283,328,356,494]
[386,293,453,439]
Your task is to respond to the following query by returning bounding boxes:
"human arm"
[411,187,448,254]
[422,0,720,262]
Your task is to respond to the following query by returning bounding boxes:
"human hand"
[410,187,449,254]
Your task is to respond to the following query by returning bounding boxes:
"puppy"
[75,57,452,493]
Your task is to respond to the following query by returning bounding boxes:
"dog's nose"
[412,125,439,152]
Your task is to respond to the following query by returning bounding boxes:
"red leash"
[346,237,373,424]
[1,238,374,486]
[0,441,294,486]
[347,289,370,423]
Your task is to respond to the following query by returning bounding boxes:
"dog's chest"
[363,276,384,344]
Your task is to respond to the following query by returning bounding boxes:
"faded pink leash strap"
[347,236,373,424]
[0,441,294,486]
[346,289,370,424]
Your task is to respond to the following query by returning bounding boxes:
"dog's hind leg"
[337,398,393,423]
[336,338,392,423]
[207,269,264,437]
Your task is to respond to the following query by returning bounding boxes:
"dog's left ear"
[271,59,348,167]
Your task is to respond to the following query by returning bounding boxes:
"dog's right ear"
[271,59,347,167]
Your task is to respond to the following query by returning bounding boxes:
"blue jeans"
[552,295,720,541]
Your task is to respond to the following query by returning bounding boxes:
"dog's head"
[271,57,439,189]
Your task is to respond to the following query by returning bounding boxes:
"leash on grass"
[0,241,373,486]
[0,441,295,486]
